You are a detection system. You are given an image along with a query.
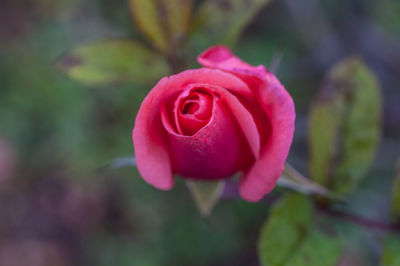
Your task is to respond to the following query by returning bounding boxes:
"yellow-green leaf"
[191,0,271,48]
[309,93,345,187]
[333,58,382,194]
[129,0,193,53]
[309,57,382,196]
[381,235,400,266]
[391,158,400,221]
[259,194,313,266]
[285,229,342,266]
[57,40,168,86]
[186,180,224,217]
[129,0,167,52]
[258,194,343,266]
[164,0,193,41]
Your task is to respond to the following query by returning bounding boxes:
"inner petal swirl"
[174,88,214,136]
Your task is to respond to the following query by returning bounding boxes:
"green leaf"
[332,58,382,194]
[57,40,169,86]
[163,0,193,41]
[309,57,382,195]
[309,93,345,187]
[278,164,343,202]
[258,194,343,266]
[285,230,343,266]
[191,0,271,48]
[259,194,313,266]
[391,158,400,221]
[381,235,400,266]
[129,0,193,53]
[186,180,224,217]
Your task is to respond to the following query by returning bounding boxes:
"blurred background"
[0,0,399,265]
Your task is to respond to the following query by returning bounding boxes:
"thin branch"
[107,157,399,233]
[317,205,400,233]
[223,181,399,234]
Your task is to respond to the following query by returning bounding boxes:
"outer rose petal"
[133,77,174,190]
[198,45,296,202]
[133,68,254,190]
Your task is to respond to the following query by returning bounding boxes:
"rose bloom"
[132,46,295,202]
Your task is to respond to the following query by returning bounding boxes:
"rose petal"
[133,77,175,190]
[197,45,295,202]
[133,68,254,190]
[238,73,295,202]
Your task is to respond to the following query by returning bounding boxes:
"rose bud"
[132,45,295,202]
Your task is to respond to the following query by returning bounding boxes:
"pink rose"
[132,46,295,202]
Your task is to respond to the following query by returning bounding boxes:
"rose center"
[174,89,214,135]
[181,101,199,115]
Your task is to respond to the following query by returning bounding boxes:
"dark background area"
[0,0,399,265]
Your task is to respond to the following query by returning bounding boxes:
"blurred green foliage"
[309,58,382,196]
[381,235,400,266]
[309,89,345,187]
[128,0,193,54]
[259,194,313,265]
[258,194,343,266]
[390,159,400,221]
[58,40,169,86]
[190,0,271,50]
